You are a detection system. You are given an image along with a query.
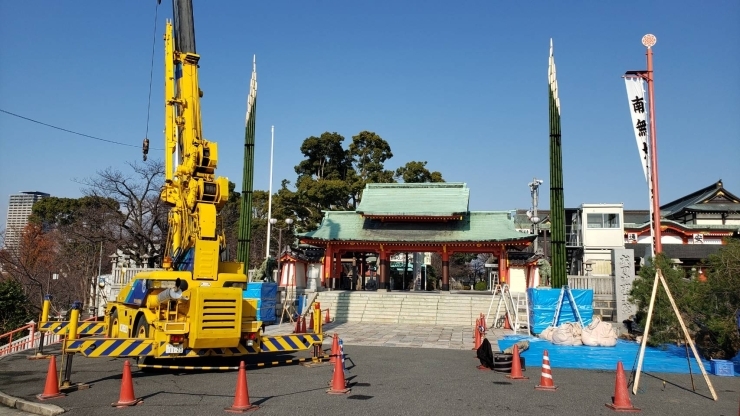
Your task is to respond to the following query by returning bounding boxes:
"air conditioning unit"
[693,234,704,244]
[627,233,638,242]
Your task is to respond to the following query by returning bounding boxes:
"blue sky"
[1,1,738,228]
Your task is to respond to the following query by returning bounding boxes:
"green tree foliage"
[691,238,740,359]
[0,280,34,340]
[348,131,395,206]
[282,130,449,232]
[629,253,694,348]
[395,161,444,183]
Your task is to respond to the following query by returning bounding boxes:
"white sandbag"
[539,326,556,342]
[551,322,583,346]
[581,316,618,347]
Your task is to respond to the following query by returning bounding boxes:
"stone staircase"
[313,291,500,326]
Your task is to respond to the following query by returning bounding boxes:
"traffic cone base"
[606,361,640,412]
[506,345,528,380]
[37,355,65,400]
[27,353,52,360]
[327,344,350,395]
[112,361,141,407]
[225,362,259,413]
[476,364,492,371]
[535,384,558,391]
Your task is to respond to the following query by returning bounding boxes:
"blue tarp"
[498,335,740,376]
[244,282,278,323]
[527,288,593,334]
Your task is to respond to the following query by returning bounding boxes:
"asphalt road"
[1,345,738,416]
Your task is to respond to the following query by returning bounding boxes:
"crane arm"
[161,0,228,279]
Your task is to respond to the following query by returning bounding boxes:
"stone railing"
[567,275,614,297]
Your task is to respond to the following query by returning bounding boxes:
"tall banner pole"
[644,34,663,254]
[266,125,275,259]
[548,39,567,288]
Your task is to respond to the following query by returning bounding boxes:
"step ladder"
[488,285,531,335]
[552,285,584,328]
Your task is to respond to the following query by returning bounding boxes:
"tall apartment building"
[3,191,50,250]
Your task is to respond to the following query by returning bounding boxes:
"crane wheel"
[108,309,120,338]
[135,315,150,339]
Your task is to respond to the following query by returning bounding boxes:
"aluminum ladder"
[551,285,584,327]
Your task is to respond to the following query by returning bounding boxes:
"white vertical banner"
[625,77,650,183]
[625,76,656,255]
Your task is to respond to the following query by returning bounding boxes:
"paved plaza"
[265,321,512,352]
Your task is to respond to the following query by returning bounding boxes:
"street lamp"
[269,218,294,264]
[528,178,544,253]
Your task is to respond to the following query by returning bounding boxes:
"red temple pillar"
[498,248,509,285]
[441,248,450,291]
[323,245,333,289]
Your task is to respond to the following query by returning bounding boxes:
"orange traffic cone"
[606,361,640,412]
[472,318,481,351]
[112,361,142,407]
[327,345,350,394]
[225,361,259,413]
[504,314,512,330]
[309,311,315,333]
[300,316,307,333]
[330,333,340,364]
[293,317,301,333]
[324,308,331,324]
[506,344,528,380]
[480,314,487,334]
[535,350,557,391]
[37,355,65,400]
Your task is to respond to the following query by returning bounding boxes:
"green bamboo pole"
[237,58,257,272]
[549,40,567,288]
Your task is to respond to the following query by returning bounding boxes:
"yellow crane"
[37,0,323,366]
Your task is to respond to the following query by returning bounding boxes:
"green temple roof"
[299,211,536,244]
[356,183,469,216]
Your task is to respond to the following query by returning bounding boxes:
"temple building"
[297,183,536,291]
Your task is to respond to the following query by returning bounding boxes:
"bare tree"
[77,160,167,267]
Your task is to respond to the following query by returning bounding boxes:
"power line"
[0,108,161,150]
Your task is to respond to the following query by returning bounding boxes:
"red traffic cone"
[472,318,481,351]
[324,308,331,324]
[535,350,558,391]
[606,361,640,412]
[293,317,301,333]
[330,333,340,364]
[309,311,315,333]
[327,345,350,394]
[112,361,142,407]
[300,316,307,333]
[225,361,259,413]
[506,344,528,380]
[37,355,65,400]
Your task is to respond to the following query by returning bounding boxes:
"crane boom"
[162,0,228,278]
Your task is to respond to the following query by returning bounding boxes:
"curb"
[0,352,65,415]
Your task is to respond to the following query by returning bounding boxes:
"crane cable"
[0,109,138,148]
[142,0,161,161]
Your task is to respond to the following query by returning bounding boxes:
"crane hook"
[142,138,150,161]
